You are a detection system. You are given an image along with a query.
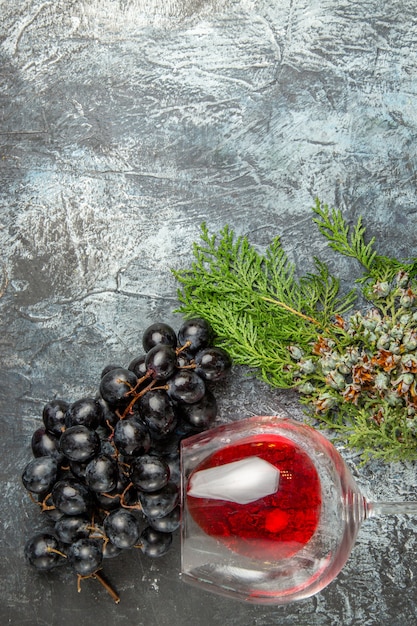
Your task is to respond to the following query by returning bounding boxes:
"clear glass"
[180,415,417,605]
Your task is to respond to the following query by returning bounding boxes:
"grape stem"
[176,340,192,354]
[47,547,67,559]
[93,572,120,604]
[29,492,55,512]
[120,379,170,419]
[119,345,192,419]
[120,378,159,418]
[120,481,142,510]
[86,525,107,541]
[125,372,152,396]
[100,481,142,510]
[77,571,120,604]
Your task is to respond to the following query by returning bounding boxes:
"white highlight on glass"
[187,456,280,505]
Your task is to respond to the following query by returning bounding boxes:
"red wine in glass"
[180,415,417,604]
[187,434,321,562]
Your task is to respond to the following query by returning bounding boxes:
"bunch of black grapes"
[21,318,231,602]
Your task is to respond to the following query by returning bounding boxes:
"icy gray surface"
[1,1,417,624]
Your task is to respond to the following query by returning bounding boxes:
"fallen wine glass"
[180,414,417,604]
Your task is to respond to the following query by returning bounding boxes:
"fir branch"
[312,198,377,270]
[172,202,417,462]
[315,405,417,463]
[313,198,417,282]
[173,221,353,389]
[299,258,356,323]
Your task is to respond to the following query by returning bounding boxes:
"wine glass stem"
[367,501,417,517]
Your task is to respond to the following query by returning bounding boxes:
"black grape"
[67,538,103,576]
[95,396,119,430]
[31,428,62,460]
[138,389,177,439]
[194,346,232,381]
[59,425,100,462]
[142,322,177,351]
[65,397,103,430]
[177,318,213,354]
[139,482,179,519]
[54,516,90,544]
[25,533,65,570]
[128,354,147,378]
[103,541,122,559]
[94,471,130,511]
[139,527,173,558]
[99,367,138,406]
[145,344,177,380]
[113,417,151,457]
[103,509,141,549]
[42,399,68,437]
[51,479,93,516]
[101,364,122,378]
[166,370,205,404]
[85,453,118,493]
[178,389,218,432]
[22,457,58,495]
[147,505,180,534]
[129,455,170,492]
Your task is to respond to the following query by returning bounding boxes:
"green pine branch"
[172,201,417,461]
[173,218,355,389]
[312,198,417,282]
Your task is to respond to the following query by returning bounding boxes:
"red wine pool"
[187,434,322,561]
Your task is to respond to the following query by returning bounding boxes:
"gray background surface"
[1,1,417,624]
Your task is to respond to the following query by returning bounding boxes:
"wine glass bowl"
[180,415,375,604]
